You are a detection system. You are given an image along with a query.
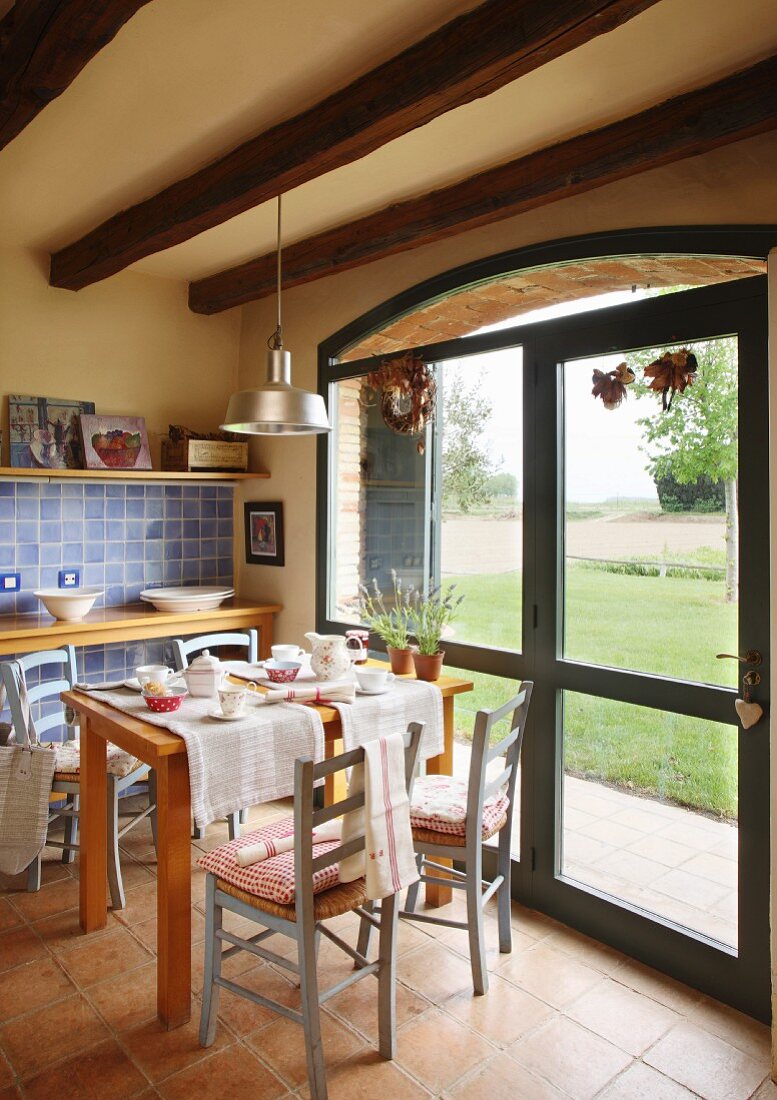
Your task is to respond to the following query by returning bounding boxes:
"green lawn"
[444,566,738,819]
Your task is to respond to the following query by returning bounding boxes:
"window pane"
[563,336,738,687]
[561,691,737,948]
[439,348,523,652]
[329,375,428,622]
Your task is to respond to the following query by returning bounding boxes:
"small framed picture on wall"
[244,502,284,566]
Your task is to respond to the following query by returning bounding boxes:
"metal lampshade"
[221,196,331,436]
[221,349,330,435]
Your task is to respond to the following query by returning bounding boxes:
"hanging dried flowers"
[591,362,635,410]
[361,352,437,453]
[644,348,698,411]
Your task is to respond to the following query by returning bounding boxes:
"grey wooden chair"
[401,683,533,995]
[199,722,424,1100]
[0,647,157,907]
[172,629,258,840]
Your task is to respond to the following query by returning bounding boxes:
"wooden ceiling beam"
[49,0,660,291]
[188,56,777,314]
[0,0,152,151]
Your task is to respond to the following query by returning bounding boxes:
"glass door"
[527,277,769,1019]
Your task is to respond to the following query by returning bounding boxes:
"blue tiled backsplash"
[0,480,234,688]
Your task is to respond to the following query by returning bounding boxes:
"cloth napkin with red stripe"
[339,732,418,901]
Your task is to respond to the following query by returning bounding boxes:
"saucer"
[355,685,393,696]
[208,709,247,721]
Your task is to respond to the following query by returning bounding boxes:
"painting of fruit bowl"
[79,414,152,471]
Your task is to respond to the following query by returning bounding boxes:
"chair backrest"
[0,646,78,742]
[172,630,258,671]
[465,682,534,845]
[293,722,424,921]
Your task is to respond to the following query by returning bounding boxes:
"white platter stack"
[139,586,235,612]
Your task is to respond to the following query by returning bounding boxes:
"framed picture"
[244,502,284,566]
[8,394,95,468]
[78,414,152,471]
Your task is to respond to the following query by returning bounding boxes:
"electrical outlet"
[0,572,20,592]
[58,570,80,589]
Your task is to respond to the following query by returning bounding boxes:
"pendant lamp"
[221,196,331,435]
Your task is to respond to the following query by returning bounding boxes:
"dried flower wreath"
[361,352,437,453]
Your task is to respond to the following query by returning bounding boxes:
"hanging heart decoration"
[644,348,698,411]
[591,362,635,410]
[734,698,763,730]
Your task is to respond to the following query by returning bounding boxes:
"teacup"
[354,666,394,693]
[218,683,254,717]
[136,664,173,688]
[271,644,304,662]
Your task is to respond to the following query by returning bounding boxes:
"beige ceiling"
[0,0,775,287]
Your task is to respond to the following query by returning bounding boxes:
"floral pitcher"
[304,633,353,681]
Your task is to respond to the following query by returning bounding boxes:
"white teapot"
[305,633,353,681]
[181,650,225,697]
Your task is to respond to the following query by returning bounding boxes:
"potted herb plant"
[358,572,415,675]
[410,583,464,681]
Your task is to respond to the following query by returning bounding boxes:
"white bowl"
[34,587,103,622]
[139,586,235,612]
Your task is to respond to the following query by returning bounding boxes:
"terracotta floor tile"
[496,941,604,1009]
[532,924,625,975]
[0,1089,22,1100]
[0,994,109,1078]
[510,1016,631,1100]
[394,1008,493,1092]
[644,1021,768,1100]
[598,1061,700,1098]
[688,995,771,1062]
[0,925,46,973]
[0,1051,13,1088]
[157,1043,287,1100]
[396,941,474,1004]
[246,1010,365,1089]
[22,1038,147,1100]
[122,1015,230,1084]
[565,978,679,1056]
[448,1051,566,1100]
[303,1049,430,1100]
[87,960,159,1032]
[614,959,704,1013]
[33,908,119,952]
[0,956,75,1022]
[9,877,80,922]
[57,924,153,988]
[332,973,429,1043]
[753,1080,777,1099]
[0,902,20,935]
[446,973,554,1047]
[114,883,159,927]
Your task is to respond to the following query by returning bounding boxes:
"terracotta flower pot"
[412,650,444,682]
[386,646,414,676]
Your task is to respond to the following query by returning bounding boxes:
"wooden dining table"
[63,668,474,1030]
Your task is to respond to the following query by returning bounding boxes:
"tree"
[486,471,518,498]
[628,337,738,601]
[441,369,499,512]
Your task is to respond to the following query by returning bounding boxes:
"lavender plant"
[411,583,465,656]
[358,571,414,650]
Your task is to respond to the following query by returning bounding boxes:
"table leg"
[424,695,455,907]
[258,614,273,660]
[155,752,192,1029]
[324,732,347,806]
[79,717,107,932]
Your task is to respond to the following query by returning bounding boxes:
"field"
[442,524,738,820]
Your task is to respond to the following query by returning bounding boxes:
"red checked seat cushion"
[409,774,509,838]
[197,817,343,906]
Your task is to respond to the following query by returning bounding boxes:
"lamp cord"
[268,193,283,350]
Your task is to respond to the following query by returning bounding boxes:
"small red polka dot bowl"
[264,660,302,684]
[142,689,188,713]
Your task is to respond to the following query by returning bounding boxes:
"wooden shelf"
[0,598,282,655]
[0,466,269,483]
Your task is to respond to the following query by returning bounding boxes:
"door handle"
[716,650,762,668]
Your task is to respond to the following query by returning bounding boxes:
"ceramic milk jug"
[304,633,352,681]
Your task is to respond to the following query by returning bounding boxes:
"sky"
[440,289,665,503]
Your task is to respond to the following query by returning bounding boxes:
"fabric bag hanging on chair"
[0,664,57,875]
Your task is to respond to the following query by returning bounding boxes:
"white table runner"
[77,688,324,829]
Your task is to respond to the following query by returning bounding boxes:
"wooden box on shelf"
[161,438,248,473]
